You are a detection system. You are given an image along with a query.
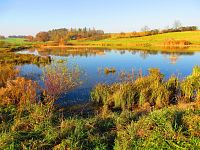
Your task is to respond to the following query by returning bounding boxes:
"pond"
[17,48,200,105]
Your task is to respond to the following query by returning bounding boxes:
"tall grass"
[91,66,200,110]
[181,66,200,102]
[114,108,200,150]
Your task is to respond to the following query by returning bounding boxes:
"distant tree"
[131,31,137,37]
[173,20,182,29]
[192,26,198,30]
[8,35,26,38]
[141,26,150,32]
[35,32,50,42]
[189,26,198,31]
[120,32,126,36]
[179,26,198,31]
[0,35,5,39]
[26,35,34,42]
[150,29,159,35]
[35,27,105,42]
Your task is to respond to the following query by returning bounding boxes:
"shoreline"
[38,44,200,52]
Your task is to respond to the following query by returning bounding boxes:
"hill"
[70,31,200,50]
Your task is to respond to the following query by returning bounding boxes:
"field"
[0,38,33,46]
[70,31,200,50]
[0,38,43,47]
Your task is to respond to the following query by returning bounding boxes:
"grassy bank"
[0,48,51,65]
[1,101,199,149]
[0,63,199,149]
[0,38,51,65]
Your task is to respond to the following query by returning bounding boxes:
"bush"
[0,77,38,107]
[42,63,81,101]
[164,38,191,46]
[0,64,18,87]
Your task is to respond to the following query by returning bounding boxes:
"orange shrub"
[0,77,38,107]
[0,64,19,87]
[164,38,191,46]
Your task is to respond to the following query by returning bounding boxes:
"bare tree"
[141,26,150,32]
[173,20,182,29]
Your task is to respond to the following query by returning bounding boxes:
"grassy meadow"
[0,38,34,46]
[1,38,28,44]
[69,31,200,51]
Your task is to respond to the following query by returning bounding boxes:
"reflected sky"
[17,49,200,105]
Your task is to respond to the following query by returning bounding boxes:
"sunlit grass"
[91,66,200,110]
[0,38,31,46]
[70,31,200,50]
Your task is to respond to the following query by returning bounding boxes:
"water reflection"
[36,48,106,57]
[17,48,200,104]
[18,48,195,62]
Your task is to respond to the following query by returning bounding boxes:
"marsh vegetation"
[0,61,200,149]
[91,66,200,110]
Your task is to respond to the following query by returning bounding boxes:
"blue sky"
[1,0,200,36]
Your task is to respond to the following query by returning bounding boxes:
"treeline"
[34,28,107,42]
[2,25,199,43]
[160,26,198,34]
[112,26,199,38]
[8,35,27,38]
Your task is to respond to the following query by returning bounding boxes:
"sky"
[0,0,200,36]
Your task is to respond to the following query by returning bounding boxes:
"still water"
[17,49,200,105]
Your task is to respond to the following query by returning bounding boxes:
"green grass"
[0,38,43,47]
[0,101,199,149]
[114,107,200,150]
[70,31,200,50]
[100,31,200,45]
[0,38,31,45]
